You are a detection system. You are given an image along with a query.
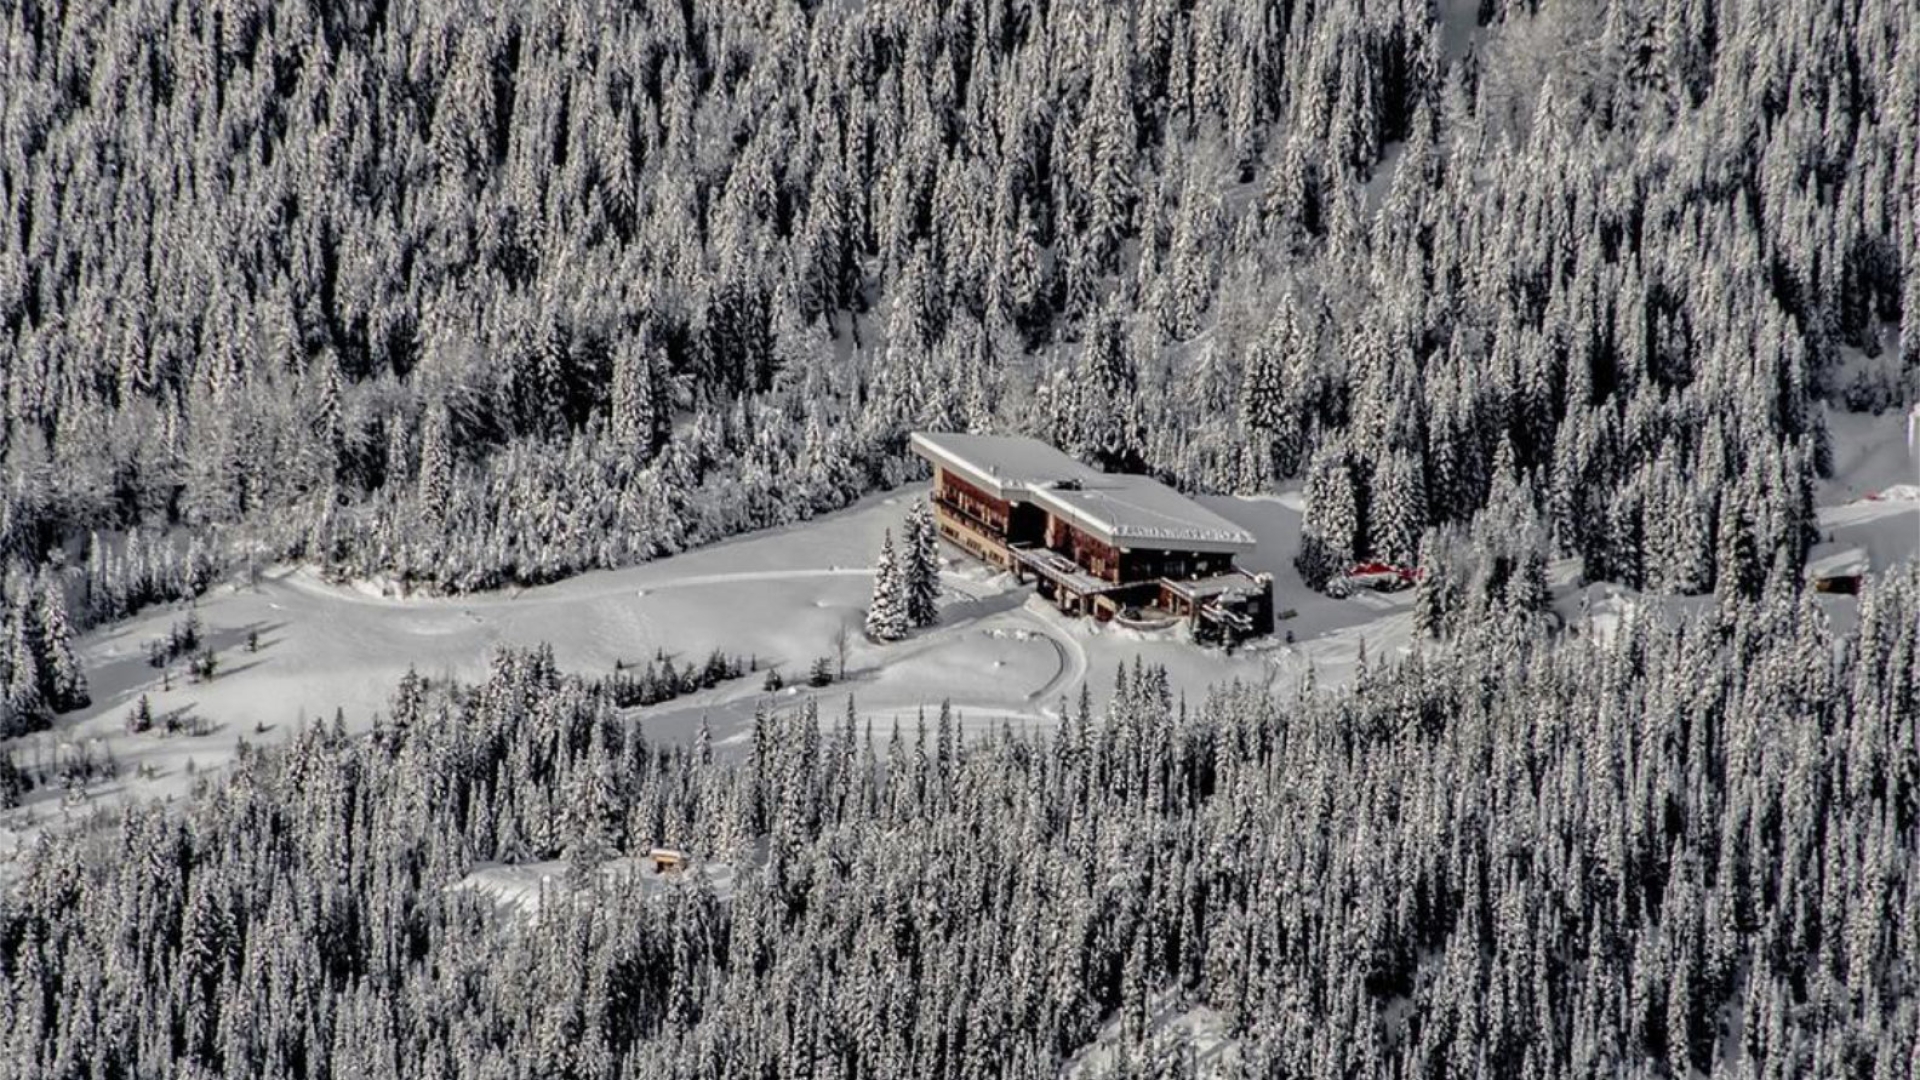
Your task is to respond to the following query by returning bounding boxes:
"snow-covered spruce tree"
[1716,481,1764,600]
[38,580,89,712]
[1366,448,1426,568]
[1237,307,1300,481]
[3,615,46,737]
[610,337,657,461]
[866,529,908,642]
[1411,528,1458,638]
[1071,304,1140,470]
[125,694,154,735]
[417,401,454,529]
[1297,439,1358,590]
[904,502,940,628]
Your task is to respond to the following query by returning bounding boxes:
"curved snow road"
[268,563,1091,713]
[1019,603,1090,707]
[270,564,885,608]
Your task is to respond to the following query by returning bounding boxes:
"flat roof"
[1029,477,1256,554]
[909,431,1099,499]
[1163,569,1269,600]
[911,431,1256,554]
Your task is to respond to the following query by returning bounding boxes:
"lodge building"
[909,432,1273,642]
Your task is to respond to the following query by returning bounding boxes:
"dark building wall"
[934,468,1011,536]
[1122,549,1236,582]
[1045,515,1124,581]
[1008,502,1048,546]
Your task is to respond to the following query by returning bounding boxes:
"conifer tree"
[37,582,88,712]
[312,355,345,489]
[1411,529,1453,637]
[126,693,154,734]
[611,339,657,460]
[4,616,45,735]
[1298,440,1358,590]
[866,530,909,642]
[1367,449,1426,568]
[417,401,454,528]
[0,749,22,809]
[904,502,941,628]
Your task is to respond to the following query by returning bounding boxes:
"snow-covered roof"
[1029,478,1257,553]
[1012,547,1136,596]
[1805,544,1869,580]
[910,431,1100,498]
[1163,569,1269,601]
[912,432,1257,553]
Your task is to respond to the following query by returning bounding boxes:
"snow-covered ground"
[1060,994,1242,1079]
[454,851,747,924]
[1812,404,1920,586]
[5,406,1913,864]
[0,484,1417,856]
[1820,402,1919,505]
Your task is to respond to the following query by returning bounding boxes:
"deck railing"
[932,494,1008,541]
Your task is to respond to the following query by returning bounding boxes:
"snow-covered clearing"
[1820,402,1919,505]
[1812,405,1920,584]
[6,405,1911,860]
[1439,0,1485,65]
[454,852,746,924]
[1,485,1416,854]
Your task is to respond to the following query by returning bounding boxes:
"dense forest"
[3,569,1916,1078]
[1,0,1914,609]
[2,0,1918,1073]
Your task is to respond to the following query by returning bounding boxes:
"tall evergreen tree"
[4,614,45,735]
[866,530,908,642]
[38,581,88,712]
[1298,440,1358,590]
[611,339,658,461]
[417,402,454,528]
[904,502,941,628]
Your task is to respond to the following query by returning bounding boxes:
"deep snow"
[0,484,1416,859]
[4,406,1913,866]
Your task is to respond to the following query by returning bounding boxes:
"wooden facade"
[914,434,1272,642]
[933,468,1011,536]
[1044,515,1124,581]
[932,467,1014,568]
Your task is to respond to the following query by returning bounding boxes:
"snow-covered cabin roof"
[1027,476,1257,554]
[909,431,1100,499]
[1162,568,1270,601]
[911,432,1257,554]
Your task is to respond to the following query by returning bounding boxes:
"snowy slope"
[1814,404,1920,578]
[1060,994,1242,1079]
[453,852,746,924]
[1,484,1419,859]
[11,404,1906,865]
